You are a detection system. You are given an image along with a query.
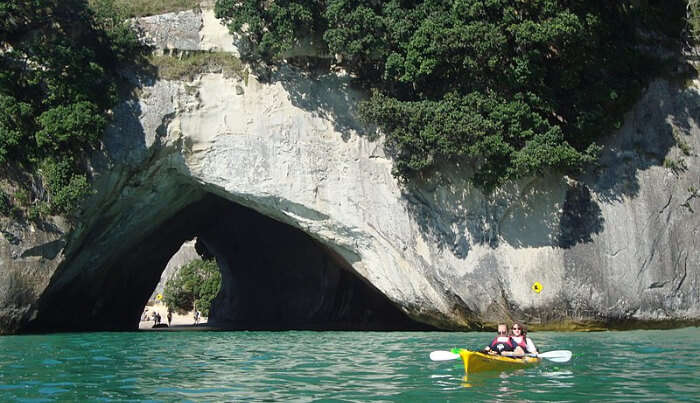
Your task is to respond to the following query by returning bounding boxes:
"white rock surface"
[100,5,700,327]
[1,4,698,333]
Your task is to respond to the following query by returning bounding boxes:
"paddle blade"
[430,350,460,361]
[538,350,572,363]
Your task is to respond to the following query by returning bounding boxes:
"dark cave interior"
[27,193,433,332]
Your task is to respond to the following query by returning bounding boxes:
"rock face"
[1,7,699,333]
[0,218,68,333]
[150,239,200,299]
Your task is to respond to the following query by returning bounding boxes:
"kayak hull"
[457,349,540,376]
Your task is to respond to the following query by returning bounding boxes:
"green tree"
[215,0,325,61]
[39,158,93,216]
[215,0,685,190]
[0,0,141,217]
[163,259,222,316]
[689,0,700,42]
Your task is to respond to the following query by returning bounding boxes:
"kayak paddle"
[430,349,572,363]
[429,350,460,361]
[536,350,572,363]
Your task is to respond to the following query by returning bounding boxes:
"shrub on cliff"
[89,0,201,18]
[0,0,141,217]
[215,0,685,190]
[163,259,222,316]
[690,0,700,42]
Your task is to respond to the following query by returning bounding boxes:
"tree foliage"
[0,0,140,217]
[216,0,685,190]
[215,0,326,60]
[690,0,700,42]
[163,259,222,316]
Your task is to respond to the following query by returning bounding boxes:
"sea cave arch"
[26,192,432,332]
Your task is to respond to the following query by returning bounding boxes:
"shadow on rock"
[254,62,370,142]
[557,182,604,249]
[587,78,700,203]
[397,75,700,256]
[399,170,577,257]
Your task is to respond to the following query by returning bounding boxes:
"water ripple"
[0,328,698,401]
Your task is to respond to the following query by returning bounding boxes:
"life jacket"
[489,336,515,352]
[511,336,533,353]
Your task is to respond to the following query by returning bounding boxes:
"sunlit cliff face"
[2,5,697,335]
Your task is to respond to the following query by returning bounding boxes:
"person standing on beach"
[194,310,200,326]
[167,310,172,327]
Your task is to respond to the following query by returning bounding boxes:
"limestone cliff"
[1,6,698,333]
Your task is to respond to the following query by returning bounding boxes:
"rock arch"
[25,192,431,332]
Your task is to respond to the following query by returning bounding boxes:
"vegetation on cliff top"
[148,52,249,82]
[163,259,222,316]
[88,0,200,18]
[0,0,142,219]
[0,0,693,223]
[690,0,700,45]
[215,0,689,190]
[0,0,245,221]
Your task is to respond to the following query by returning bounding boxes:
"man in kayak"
[484,323,516,355]
[510,323,538,356]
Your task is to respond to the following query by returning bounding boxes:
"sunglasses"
[512,327,521,330]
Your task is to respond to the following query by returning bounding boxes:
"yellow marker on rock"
[156,293,163,300]
[531,282,543,293]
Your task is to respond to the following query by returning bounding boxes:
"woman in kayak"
[510,322,538,356]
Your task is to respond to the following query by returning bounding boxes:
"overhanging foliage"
[216,0,686,190]
[0,0,141,218]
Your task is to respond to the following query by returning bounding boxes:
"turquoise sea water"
[0,327,698,401]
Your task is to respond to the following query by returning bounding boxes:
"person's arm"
[511,346,525,357]
[484,346,498,354]
[526,338,538,354]
[500,346,524,357]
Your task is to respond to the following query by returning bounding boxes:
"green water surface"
[0,327,698,401]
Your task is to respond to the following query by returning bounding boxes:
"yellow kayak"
[456,349,540,376]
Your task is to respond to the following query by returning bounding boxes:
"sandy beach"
[138,301,208,329]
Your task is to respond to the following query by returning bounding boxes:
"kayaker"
[510,323,538,356]
[484,323,516,355]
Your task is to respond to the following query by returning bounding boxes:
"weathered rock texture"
[1,6,699,333]
[150,239,200,298]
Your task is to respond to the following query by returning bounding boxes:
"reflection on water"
[0,328,698,401]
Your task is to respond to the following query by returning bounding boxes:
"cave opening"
[28,193,433,332]
[141,237,211,328]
